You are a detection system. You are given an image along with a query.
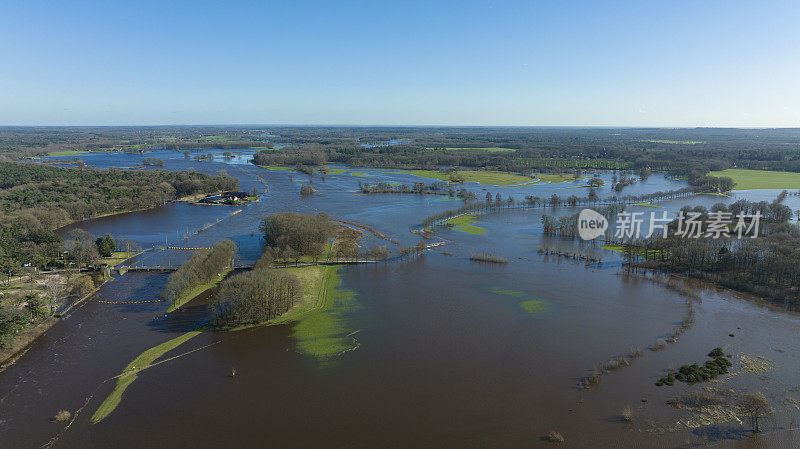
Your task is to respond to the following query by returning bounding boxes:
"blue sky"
[1,0,799,126]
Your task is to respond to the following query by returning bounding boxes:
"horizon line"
[1,124,799,130]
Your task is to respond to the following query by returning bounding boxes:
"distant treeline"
[357,180,476,199]
[419,186,698,228]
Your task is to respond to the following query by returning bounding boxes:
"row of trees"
[419,186,698,229]
[160,240,236,306]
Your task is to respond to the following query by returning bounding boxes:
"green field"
[445,214,486,235]
[406,169,532,186]
[534,173,580,184]
[288,267,360,360]
[707,168,800,190]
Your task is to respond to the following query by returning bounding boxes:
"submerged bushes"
[656,347,732,386]
[469,252,508,264]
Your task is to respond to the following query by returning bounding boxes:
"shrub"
[708,347,724,358]
[546,430,565,443]
[54,410,71,422]
[651,338,667,351]
[621,404,634,422]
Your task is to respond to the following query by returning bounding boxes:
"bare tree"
[737,392,772,433]
[43,277,64,315]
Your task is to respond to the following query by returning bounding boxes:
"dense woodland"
[0,162,238,270]
[260,212,333,263]
[210,250,301,326]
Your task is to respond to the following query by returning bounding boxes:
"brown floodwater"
[2,154,799,448]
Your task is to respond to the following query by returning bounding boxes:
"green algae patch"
[631,201,661,208]
[519,300,549,314]
[445,214,486,235]
[91,330,203,423]
[491,288,524,297]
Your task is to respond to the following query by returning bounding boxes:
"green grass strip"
[91,330,202,423]
[166,269,231,313]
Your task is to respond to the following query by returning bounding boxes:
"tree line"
[160,240,236,307]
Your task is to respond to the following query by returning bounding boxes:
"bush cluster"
[656,347,732,386]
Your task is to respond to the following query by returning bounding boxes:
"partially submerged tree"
[737,392,772,433]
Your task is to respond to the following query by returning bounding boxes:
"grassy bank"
[90,330,203,423]
[707,168,800,190]
[166,269,231,313]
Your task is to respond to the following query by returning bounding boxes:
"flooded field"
[2,151,798,448]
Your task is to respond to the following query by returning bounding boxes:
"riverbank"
[0,269,115,369]
[0,317,59,372]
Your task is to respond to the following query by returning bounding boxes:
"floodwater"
[1,151,799,448]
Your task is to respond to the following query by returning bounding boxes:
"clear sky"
[1,0,799,127]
